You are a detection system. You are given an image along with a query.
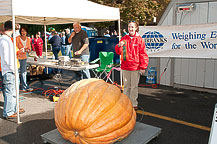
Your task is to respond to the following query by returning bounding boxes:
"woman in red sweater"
[34,33,43,57]
[115,21,149,110]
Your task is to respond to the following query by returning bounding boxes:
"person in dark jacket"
[49,31,62,60]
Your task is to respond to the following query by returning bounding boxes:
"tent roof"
[0,0,120,25]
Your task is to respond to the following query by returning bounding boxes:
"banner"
[139,23,217,58]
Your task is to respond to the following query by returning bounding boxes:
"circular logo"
[142,31,167,51]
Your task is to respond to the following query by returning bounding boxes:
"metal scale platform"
[41,122,161,144]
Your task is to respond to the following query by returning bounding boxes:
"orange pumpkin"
[54,78,136,144]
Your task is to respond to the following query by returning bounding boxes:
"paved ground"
[137,85,216,144]
[0,71,217,144]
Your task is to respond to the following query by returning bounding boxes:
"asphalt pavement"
[0,71,217,144]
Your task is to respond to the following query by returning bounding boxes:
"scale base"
[41,122,161,144]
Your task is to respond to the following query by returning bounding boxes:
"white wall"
[161,7,174,26]
[155,1,217,89]
[159,58,171,86]
[208,2,217,23]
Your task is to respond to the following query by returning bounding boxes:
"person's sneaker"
[134,106,138,111]
[3,113,17,120]
[19,108,25,114]
[26,88,33,92]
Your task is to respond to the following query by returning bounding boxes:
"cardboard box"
[29,65,44,75]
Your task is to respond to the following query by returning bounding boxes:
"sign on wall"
[139,23,217,58]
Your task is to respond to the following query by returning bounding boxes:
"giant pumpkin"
[54,78,136,144]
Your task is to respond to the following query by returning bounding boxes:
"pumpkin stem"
[74,131,79,137]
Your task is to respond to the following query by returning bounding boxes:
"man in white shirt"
[0,21,24,119]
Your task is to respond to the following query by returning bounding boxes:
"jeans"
[2,72,17,117]
[52,46,61,60]
[61,45,66,56]
[81,55,91,79]
[65,45,72,59]
[19,59,29,90]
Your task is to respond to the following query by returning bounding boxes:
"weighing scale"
[41,122,161,144]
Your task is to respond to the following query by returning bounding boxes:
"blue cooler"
[146,67,157,84]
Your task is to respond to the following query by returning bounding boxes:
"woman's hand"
[20,47,25,52]
[27,49,30,53]
[118,41,125,47]
[140,70,146,76]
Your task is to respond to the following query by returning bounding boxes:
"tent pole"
[44,24,48,74]
[12,0,21,124]
[118,19,122,87]
[44,24,47,59]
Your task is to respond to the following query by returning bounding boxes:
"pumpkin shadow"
[1,110,56,144]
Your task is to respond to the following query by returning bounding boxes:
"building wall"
[149,0,217,89]
[161,7,174,26]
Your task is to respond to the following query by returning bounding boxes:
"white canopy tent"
[0,0,120,24]
[0,0,120,124]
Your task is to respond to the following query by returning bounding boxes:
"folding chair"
[91,52,114,82]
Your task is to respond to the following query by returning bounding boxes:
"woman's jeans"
[19,59,29,90]
[2,72,17,117]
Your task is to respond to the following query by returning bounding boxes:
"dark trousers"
[52,46,61,60]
